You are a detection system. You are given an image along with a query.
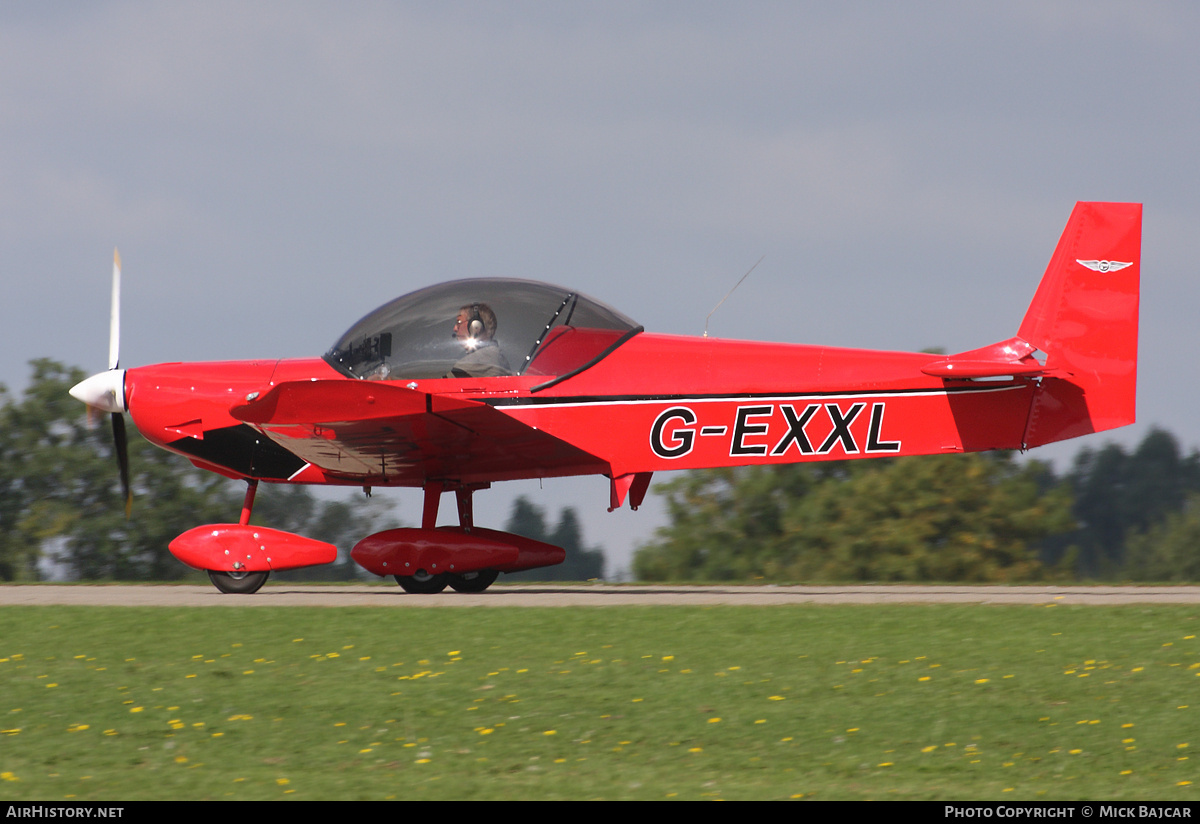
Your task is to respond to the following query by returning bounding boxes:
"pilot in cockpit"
[449,303,513,378]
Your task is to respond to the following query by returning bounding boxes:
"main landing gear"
[448,569,500,593]
[392,483,500,594]
[394,570,449,594]
[396,569,499,594]
[350,482,566,594]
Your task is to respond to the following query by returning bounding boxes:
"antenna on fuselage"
[704,256,764,338]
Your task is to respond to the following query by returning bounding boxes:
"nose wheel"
[208,569,270,594]
[204,480,271,594]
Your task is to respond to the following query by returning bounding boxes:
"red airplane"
[70,201,1141,594]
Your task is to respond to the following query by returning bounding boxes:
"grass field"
[1,603,1198,800]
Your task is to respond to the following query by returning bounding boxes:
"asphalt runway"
[2,583,1200,607]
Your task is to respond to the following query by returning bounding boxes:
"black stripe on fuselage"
[482,382,1028,409]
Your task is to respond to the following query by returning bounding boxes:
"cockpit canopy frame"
[324,278,641,382]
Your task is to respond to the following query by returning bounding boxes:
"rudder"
[1018,202,1141,447]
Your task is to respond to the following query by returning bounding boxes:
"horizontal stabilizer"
[921,337,1050,379]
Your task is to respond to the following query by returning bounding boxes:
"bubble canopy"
[323,278,641,381]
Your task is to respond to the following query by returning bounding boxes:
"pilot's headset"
[467,304,485,339]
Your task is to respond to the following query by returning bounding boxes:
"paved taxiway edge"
[2,584,1200,607]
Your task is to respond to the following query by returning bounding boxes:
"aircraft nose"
[69,369,126,413]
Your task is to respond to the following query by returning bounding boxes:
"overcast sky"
[3,2,1198,575]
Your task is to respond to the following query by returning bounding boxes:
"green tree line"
[635,429,1200,583]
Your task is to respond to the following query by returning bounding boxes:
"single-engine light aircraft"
[70,202,1141,594]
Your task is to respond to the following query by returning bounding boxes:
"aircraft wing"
[230,380,606,485]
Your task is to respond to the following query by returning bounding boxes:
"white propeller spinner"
[69,368,126,413]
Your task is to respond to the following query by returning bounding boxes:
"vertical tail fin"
[1019,202,1141,447]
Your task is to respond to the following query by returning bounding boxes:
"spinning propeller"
[69,250,132,517]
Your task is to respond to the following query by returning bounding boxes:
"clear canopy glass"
[324,278,640,381]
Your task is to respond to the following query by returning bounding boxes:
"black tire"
[394,570,449,594]
[448,570,499,593]
[208,569,269,594]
